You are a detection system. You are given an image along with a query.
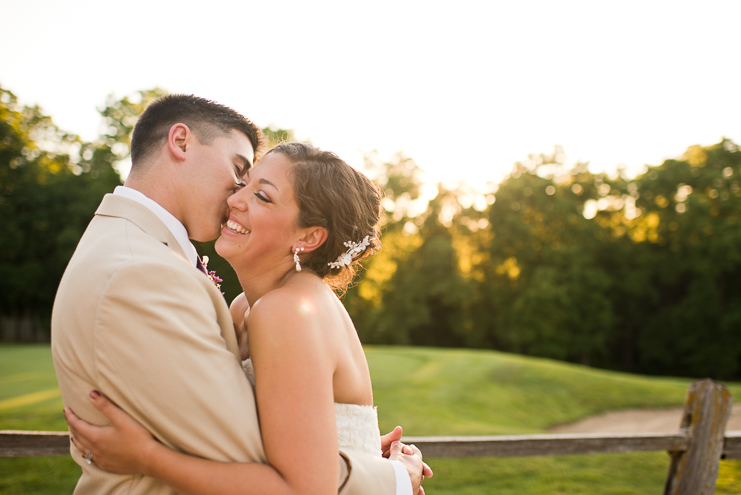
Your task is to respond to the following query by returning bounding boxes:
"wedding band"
[84,451,94,464]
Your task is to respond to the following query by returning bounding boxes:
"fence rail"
[0,379,735,494]
[0,430,69,457]
[405,431,688,458]
[5,430,740,460]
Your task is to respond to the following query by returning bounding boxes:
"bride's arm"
[248,288,340,493]
[66,394,290,495]
[64,289,340,495]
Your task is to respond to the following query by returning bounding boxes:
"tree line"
[2,85,740,379]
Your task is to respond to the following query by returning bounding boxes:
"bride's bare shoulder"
[249,277,336,337]
[248,283,336,369]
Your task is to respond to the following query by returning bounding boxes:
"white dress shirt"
[391,458,414,495]
[112,186,412,495]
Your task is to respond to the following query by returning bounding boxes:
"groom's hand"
[389,440,428,495]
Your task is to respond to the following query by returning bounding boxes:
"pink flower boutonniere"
[201,256,224,295]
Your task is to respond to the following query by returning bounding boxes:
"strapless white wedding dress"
[243,359,382,457]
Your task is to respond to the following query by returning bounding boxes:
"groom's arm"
[88,260,267,463]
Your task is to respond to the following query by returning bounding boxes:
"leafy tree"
[342,151,428,343]
[374,186,471,346]
[470,150,615,365]
[0,86,122,340]
[261,125,296,149]
[605,140,741,378]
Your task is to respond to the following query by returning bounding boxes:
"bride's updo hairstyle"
[267,143,382,292]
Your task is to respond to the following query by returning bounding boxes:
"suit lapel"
[95,194,190,264]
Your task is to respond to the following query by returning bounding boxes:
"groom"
[52,94,424,494]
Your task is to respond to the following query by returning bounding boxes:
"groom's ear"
[298,226,328,253]
[167,123,192,162]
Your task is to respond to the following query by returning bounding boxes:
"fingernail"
[90,390,100,399]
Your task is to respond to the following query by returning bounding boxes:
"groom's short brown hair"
[130,94,264,169]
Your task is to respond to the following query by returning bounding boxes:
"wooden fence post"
[663,379,732,495]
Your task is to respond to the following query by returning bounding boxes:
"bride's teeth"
[227,220,250,234]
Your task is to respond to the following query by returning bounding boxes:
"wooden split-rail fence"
[1,379,738,494]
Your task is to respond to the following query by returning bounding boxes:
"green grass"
[0,457,80,495]
[366,346,741,435]
[1,344,740,494]
[0,344,81,494]
[365,346,741,494]
[0,345,67,432]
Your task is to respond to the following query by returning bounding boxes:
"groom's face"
[182,129,255,242]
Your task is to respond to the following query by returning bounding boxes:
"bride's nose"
[227,186,249,211]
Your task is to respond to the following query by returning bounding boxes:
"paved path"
[549,404,741,434]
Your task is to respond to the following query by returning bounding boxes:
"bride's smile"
[224,219,250,235]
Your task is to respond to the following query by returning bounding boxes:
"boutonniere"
[201,256,224,295]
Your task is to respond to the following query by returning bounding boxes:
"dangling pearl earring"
[294,247,305,272]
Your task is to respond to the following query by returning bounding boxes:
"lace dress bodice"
[243,359,381,456]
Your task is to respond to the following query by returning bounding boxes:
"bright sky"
[3,0,740,189]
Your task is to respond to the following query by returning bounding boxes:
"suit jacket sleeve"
[339,449,398,495]
[90,260,266,463]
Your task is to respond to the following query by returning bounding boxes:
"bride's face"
[215,152,301,268]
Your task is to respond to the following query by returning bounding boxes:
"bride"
[64,143,431,494]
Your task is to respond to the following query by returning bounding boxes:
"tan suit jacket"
[52,194,396,494]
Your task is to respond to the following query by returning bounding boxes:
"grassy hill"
[1,344,739,494]
[367,345,741,435]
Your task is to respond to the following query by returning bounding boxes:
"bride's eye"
[254,191,272,203]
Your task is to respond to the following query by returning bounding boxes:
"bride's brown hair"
[265,143,381,292]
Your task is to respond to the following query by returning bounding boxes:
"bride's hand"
[380,425,403,457]
[237,322,250,361]
[64,391,158,475]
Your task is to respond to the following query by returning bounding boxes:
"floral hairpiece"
[328,235,375,269]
